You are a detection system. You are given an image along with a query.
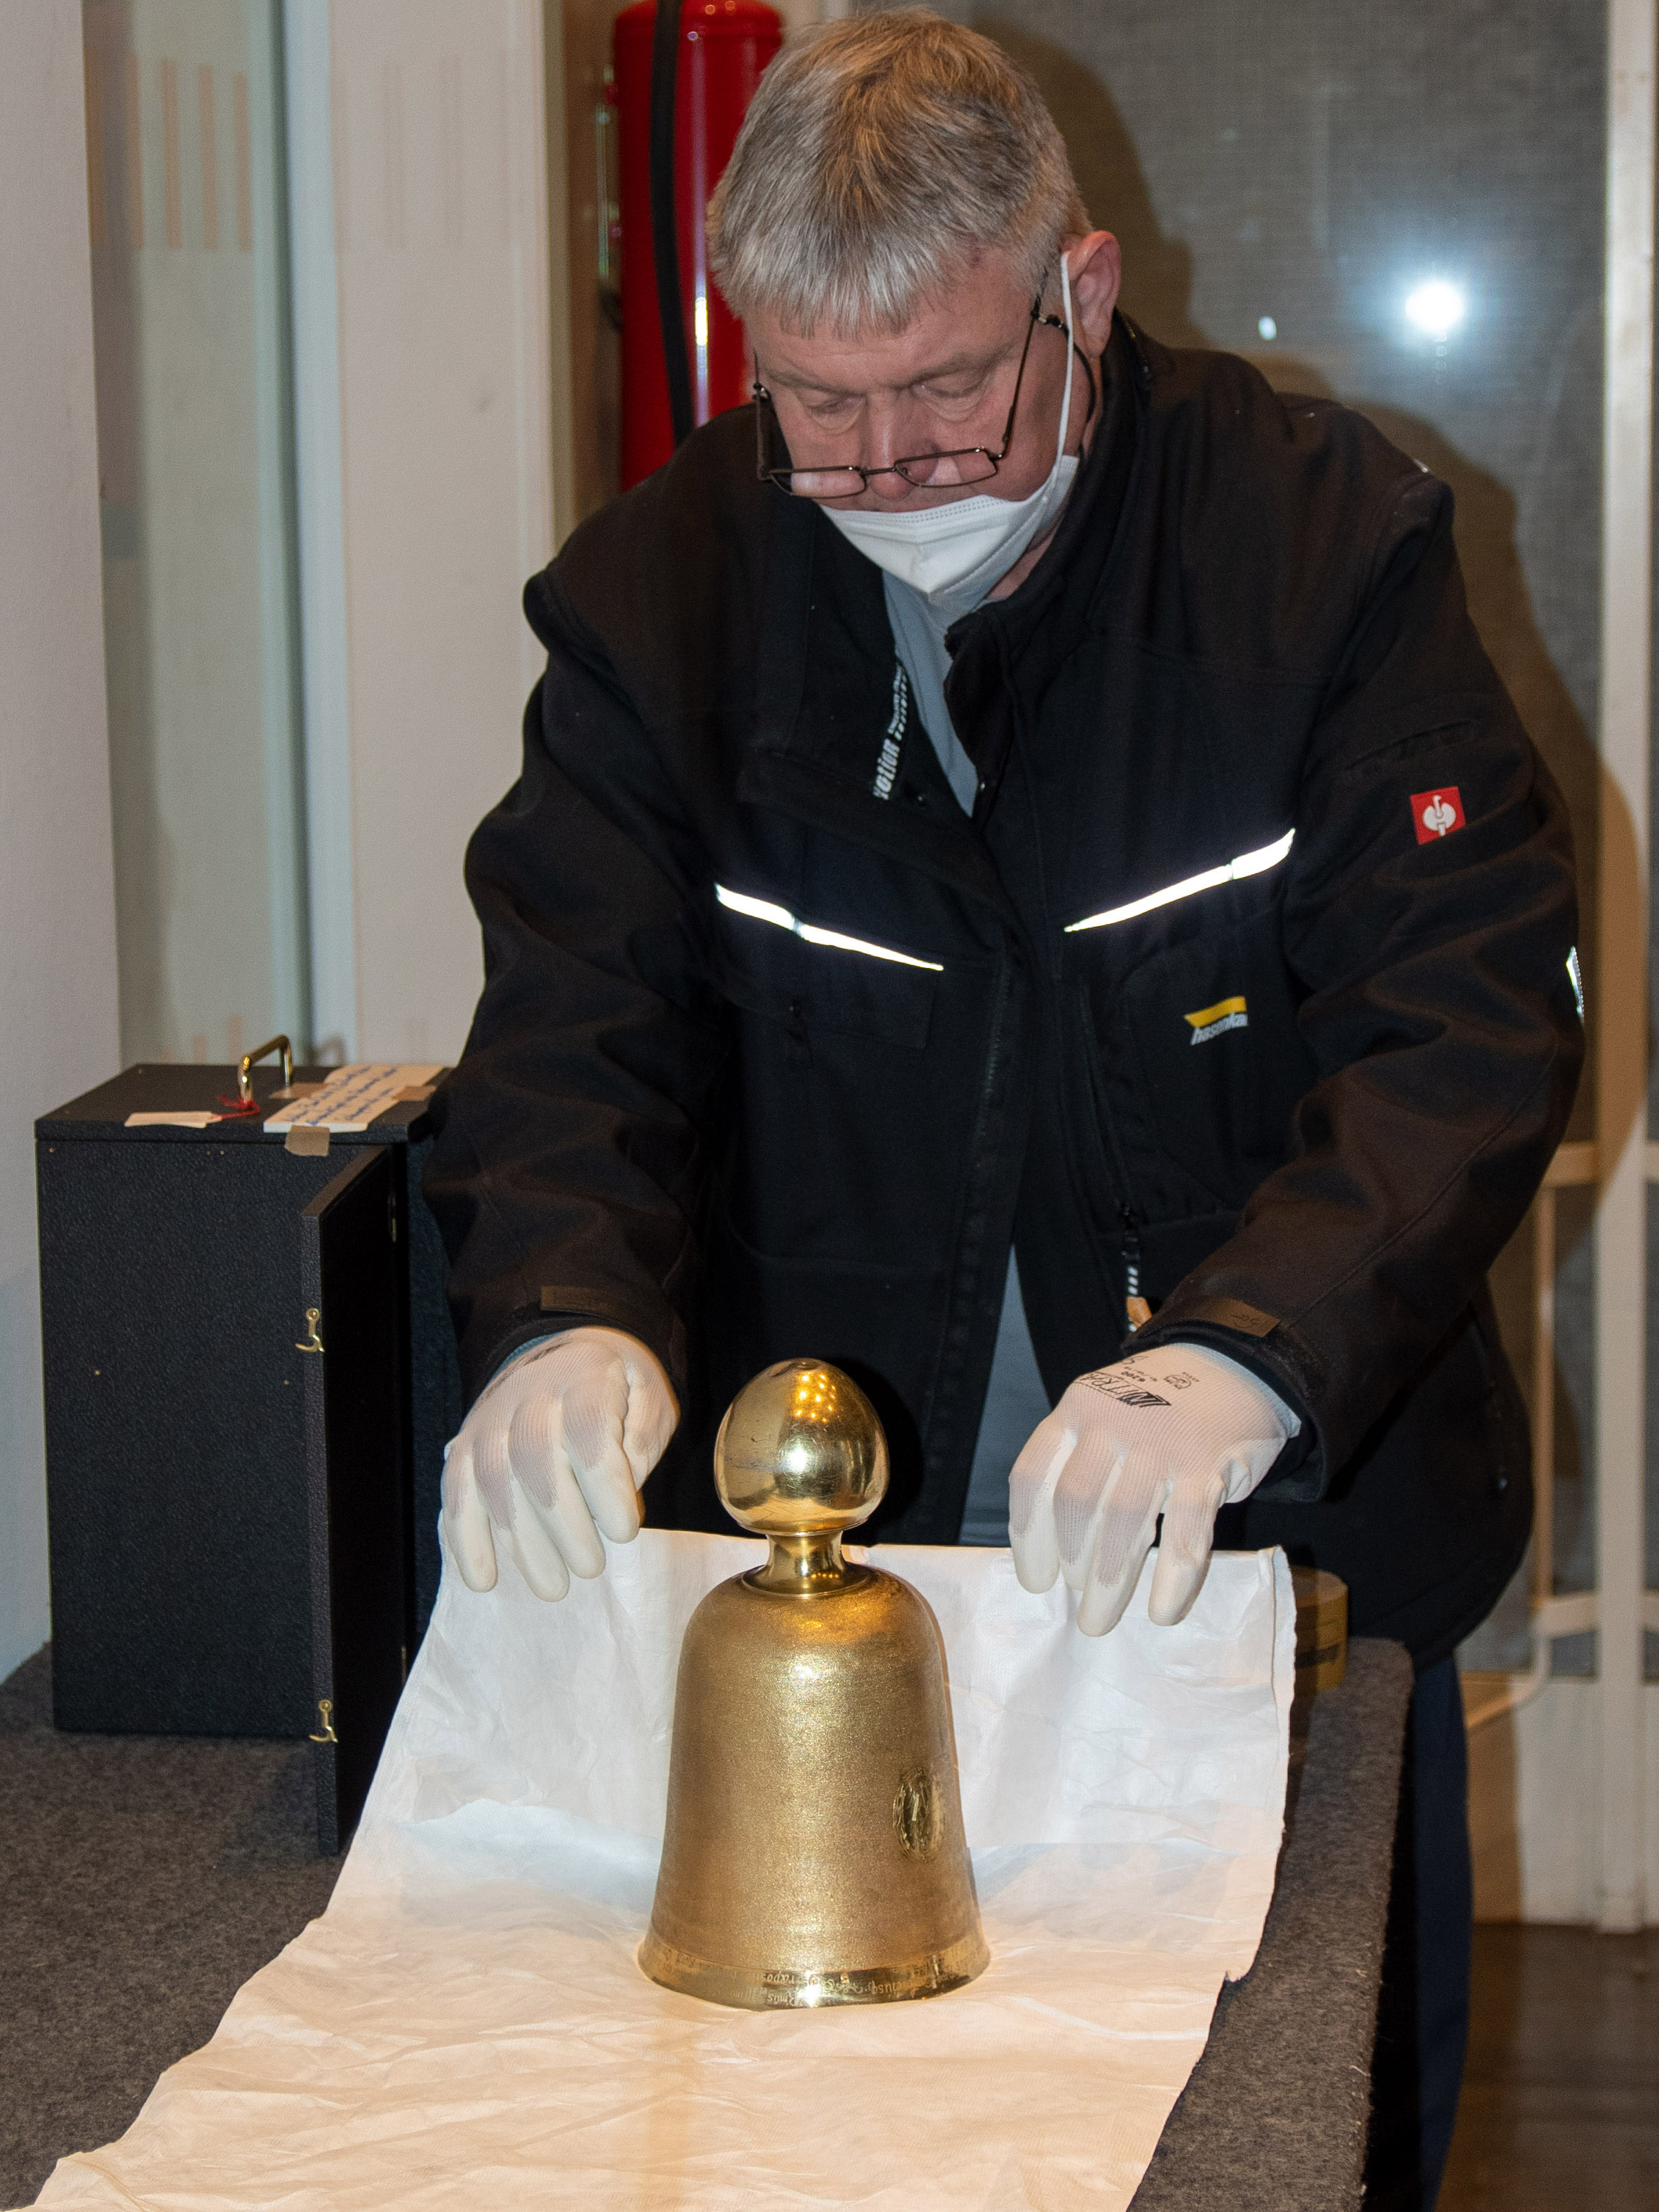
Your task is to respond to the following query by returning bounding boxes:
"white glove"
[1009,1342,1297,1635]
[442,1326,679,1601]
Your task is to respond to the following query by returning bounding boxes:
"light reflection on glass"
[1403,278,1468,341]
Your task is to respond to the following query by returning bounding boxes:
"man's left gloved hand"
[1009,1343,1299,1635]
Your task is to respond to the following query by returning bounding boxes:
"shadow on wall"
[983,19,1209,350]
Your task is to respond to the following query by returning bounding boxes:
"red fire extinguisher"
[614,1,782,490]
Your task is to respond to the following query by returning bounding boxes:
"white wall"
[1467,1678,1659,1924]
[0,1,122,1680]
[292,0,557,1067]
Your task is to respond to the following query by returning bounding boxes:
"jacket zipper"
[1120,1205,1152,1333]
[933,945,1022,1488]
[1076,980,1151,1334]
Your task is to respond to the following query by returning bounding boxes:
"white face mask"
[823,253,1080,623]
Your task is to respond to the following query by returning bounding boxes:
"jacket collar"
[945,310,1148,661]
[741,315,1149,907]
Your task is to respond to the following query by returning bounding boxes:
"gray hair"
[706,10,1089,337]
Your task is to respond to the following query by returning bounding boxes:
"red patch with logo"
[1411,786,1466,843]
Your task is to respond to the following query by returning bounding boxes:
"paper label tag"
[264,1063,443,1134]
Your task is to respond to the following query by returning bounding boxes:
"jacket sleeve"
[1133,470,1583,1499]
[422,578,728,1408]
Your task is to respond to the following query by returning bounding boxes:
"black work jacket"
[426,318,1582,1669]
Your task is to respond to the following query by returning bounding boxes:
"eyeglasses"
[753,292,1071,500]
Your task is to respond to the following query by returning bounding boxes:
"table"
[1135,1638,1414,2209]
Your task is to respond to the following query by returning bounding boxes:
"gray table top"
[1133,1637,1415,2210]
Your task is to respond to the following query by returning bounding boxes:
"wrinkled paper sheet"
[34,1536,1295,2212]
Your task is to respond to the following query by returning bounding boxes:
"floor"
[0,1648,339,2207]
[1440,1922,1659,2211]
[3,1639,1656,2209]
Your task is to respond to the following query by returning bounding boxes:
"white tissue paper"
[34,1534,1295,2212]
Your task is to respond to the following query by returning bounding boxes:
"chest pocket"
[713,903,938,1051]
[1120,908,1318,1205]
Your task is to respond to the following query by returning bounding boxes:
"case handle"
[238,1034,293,1104]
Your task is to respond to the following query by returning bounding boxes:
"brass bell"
[638,1359,989,2009]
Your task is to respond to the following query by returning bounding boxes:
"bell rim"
[636,1924,990,2011]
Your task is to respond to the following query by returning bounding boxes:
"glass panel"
[963,0,1607,1667]
[1646,1184,1659,1677]
[83,0,307,1069]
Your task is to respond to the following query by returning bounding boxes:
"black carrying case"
[35,1063,462,1851]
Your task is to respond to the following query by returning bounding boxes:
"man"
[424,13,1580,2207]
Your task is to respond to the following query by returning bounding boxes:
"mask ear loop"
[1051,252,1075,469]
[1053,250,1099,449]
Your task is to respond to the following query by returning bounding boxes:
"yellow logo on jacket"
[1184,996,1248,1045]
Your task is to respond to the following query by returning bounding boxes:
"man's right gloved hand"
[441,1327,679,1601]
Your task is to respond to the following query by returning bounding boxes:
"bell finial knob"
[713,1360,887,1571]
